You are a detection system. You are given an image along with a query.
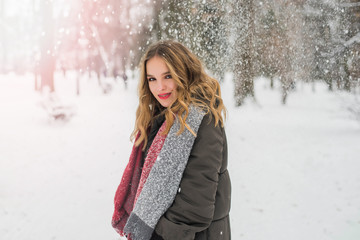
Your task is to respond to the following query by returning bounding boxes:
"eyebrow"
[146,71,171,77]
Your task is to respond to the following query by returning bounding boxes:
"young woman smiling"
[146,56,178,108]
[112,40,231,240]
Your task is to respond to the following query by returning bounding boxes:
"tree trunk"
[40,0,55,92]
[0,0,6,73]
[76,74,80,96]
[233,0,255,106]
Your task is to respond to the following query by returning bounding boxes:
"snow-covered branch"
[320,32,360,58]
[344,32,360,47]
[339,2,360,8]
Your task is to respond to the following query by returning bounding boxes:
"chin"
[160,103,170,108]
[159,101,173,108]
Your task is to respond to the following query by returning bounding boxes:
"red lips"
[158,93,171,100]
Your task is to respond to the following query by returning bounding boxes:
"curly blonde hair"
[131,40,226,149]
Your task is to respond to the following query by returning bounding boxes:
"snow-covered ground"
[0,72,359,240]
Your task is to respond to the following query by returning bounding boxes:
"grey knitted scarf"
[123,106,205,240]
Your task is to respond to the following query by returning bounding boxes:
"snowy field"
[0,72,359,240]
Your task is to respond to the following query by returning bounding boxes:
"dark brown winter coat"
[148,113,231,240]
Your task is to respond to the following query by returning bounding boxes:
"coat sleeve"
[154,114,224,240]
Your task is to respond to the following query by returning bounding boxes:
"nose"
[157,79,165,91]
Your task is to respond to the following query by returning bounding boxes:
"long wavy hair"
[131,40,227,149]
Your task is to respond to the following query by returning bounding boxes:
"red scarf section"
[112,121,167,237]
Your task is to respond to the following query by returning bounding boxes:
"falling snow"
[0,0,360,239]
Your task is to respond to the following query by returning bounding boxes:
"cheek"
[170,80,178,90]
[148,82,156,95]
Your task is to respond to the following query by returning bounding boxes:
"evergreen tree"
[150,0,229,82]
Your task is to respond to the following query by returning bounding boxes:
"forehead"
[146,56,170,75]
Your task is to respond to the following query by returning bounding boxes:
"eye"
[147,77,156,82]
[165,74,172,79]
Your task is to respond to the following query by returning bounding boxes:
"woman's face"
[146,56,178,108]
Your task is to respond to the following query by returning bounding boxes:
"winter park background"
[1,0,360,240]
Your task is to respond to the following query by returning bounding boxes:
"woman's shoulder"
[199,111,224,130]
[190,102,225,129]
[195,111,225,145]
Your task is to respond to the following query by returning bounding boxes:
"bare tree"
[40,0,55,92]
[231,0,255,106]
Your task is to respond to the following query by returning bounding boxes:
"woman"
[112,40,231,240]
